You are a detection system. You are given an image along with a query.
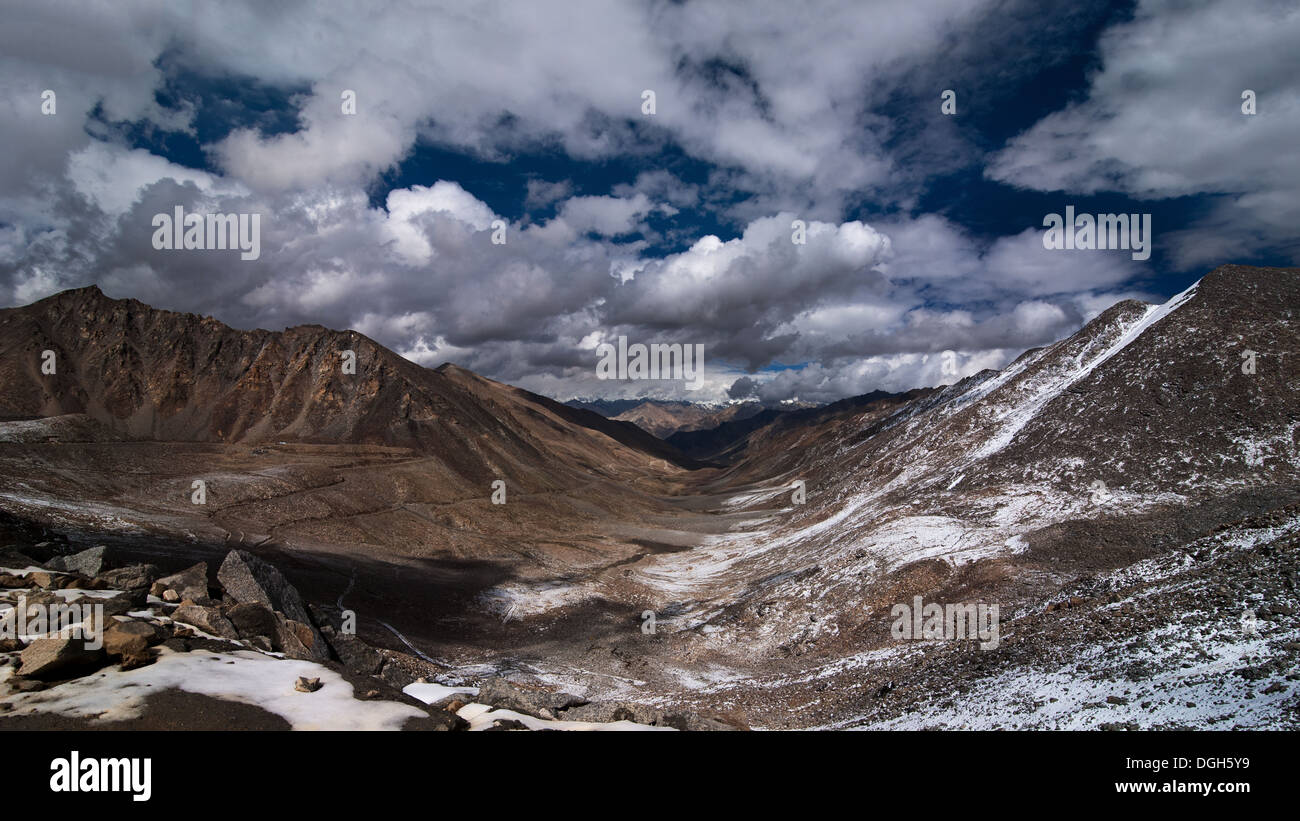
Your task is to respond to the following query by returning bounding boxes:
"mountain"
[1,265,1297,732]
[592,264,1300,727]
[610,399,767,438]
[563,398,649,417]
[666,389,927,462]
[0,285,696,475]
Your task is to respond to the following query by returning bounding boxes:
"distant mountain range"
[565,397,818,438]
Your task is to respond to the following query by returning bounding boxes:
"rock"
[99,591,146,618]
[420,710,469,731]
[46,546,110,577]
[294,676,322,693]
[0,637,26,652]
[1261,682,1286,694]
[170,604,240,640]
[217,550,312,625]
[247,635,273,652]
[318,624,382,674]
[560,700,743,730]
[25,571,59,589]
[219,550,328,658]
[119,650,155,670]
[161,637,190,653]
[0,548,38,568]
[475,677,587,718]
[0,573,34,588]
[162,589,180,602]
[427,694,475,712]
[483,718,529,731]
[97,564,158,592]
[9,677,46,692]
[226,601,278,639]
[273,613,329,662]
[17,636,106,679]
[103,620,164,659]
[153,562,210,604]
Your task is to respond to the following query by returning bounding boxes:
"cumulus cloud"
[0,0,1264,405]
[987,0,1300,268]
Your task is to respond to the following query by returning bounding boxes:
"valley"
[2,264,1298,730]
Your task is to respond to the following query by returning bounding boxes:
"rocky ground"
[0,542,741,731]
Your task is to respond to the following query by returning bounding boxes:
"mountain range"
[1,264,1297,730]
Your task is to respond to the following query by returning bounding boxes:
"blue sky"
[1,0,1297,403]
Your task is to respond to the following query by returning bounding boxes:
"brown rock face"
[18,637,105,679]
[102,619,163,659]
[0,285,696,483]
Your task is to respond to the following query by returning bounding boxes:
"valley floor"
[1,431,1298,730]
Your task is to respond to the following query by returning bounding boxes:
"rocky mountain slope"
[0,285,693,475]
[539,265,1300,727]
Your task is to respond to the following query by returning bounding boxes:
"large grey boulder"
[475,677,587,719]
[98,564,158,592]
[217,550,312,625]
[46,546,109,577]
[218,550,328,660]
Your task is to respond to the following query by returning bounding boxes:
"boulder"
[219,550,328,658]
[25,570,60,589]
[226,601,278,639]
[119,650,155,670]
[152,562,210,603]
[217,550,312,625]
[273,613,329,662]
[319,624,383,674]
[102,620,164,659]
[170,604,240,640]
[17,636,106,679]
[475,677,587,718]
[0,548,38,568]
[98,564,158,592]
[99,591,147,618]
[46,546,110,577]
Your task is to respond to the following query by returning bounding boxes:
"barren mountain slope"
[559,265,1300,723]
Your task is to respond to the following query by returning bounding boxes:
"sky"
[1,0,1297,404]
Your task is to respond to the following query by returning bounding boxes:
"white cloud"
[988,0,1300,266]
